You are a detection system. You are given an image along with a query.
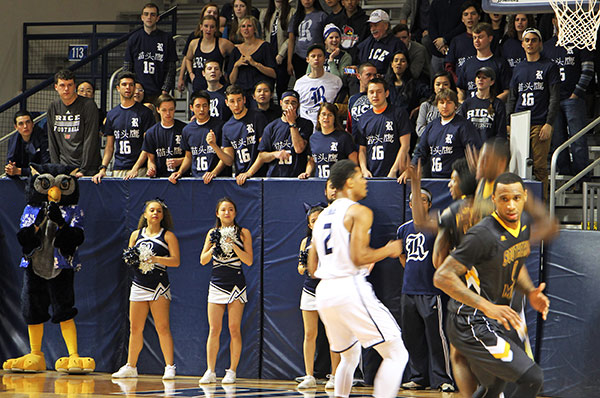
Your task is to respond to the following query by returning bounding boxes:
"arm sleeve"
[416,102,430,137]
[494,99,508,139]
[546,83,560,126]
[573,58,594,98]
[80,101,101,175]
[47,105,59,163]
[412,126,430,164]
[506,86,517,125]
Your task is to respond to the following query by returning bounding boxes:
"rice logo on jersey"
[246,124,255,134]
[457,55,473,68]
[298,19,313,42]
[193,56,205,69]
[445,133,453,144]
[54,114,81,135]
[210,98,220,117]
[350,95,372,121]
[405,232,429,262]
[157,43,164,52]
[535,70,543,80]
[368,48,389,62]
[131,118,139,128]
[340,25,359,49]
[330,142,338,152]
[310,86,326,106]
[466,108,494,129]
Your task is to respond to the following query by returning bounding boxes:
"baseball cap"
[281,90,300,101]
[476,66,496,81]
[367,9,390,23]
[522,27,543,41]
[306,43,326,57]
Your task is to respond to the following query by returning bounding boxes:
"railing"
[0,6,178,169]
[582,182,600,230]
[549,115,600,218]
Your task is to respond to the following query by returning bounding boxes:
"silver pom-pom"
[138,244,155,274]
[219,226,237,256]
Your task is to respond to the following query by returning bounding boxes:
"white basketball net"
[549,0,600,50]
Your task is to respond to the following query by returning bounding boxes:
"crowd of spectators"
[6,1,596,196]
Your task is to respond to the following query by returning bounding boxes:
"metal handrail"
[0,113,49,145]
[0,6,178,115]
[549,114,600,217]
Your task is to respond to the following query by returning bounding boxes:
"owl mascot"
[3,163,95,373]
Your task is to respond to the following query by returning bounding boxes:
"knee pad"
[517,364,543,390]
[340,341,361,364]
[375,338,408,362]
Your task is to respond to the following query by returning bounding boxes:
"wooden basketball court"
[0,371,461,398]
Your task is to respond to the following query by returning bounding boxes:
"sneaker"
[163,364,176,380]
[401,381,425,390]
[324,375,335,389]
[440,383,455,392]
[297,375,317,389]
[221,369,236,384]
[112,364,138,378]
[199,369,217,384]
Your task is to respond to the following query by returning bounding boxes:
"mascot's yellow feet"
[55,378,95,396]
[55,356,95,374]
[2,353,46,372]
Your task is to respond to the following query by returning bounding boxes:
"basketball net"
[549,0,600,50]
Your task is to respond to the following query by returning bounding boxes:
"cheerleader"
[112,198,180,379]
[199,198,253,384]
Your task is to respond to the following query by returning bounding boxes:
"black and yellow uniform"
[446,212,536,383]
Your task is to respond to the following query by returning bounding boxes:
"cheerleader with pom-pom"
[113,198,180,380]
[199,197,253,385]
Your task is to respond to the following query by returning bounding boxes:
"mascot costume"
[3,163,95,373]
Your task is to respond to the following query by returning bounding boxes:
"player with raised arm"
[307,159,408,398]
[434,172,555,398]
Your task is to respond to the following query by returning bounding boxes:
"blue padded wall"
[1,177,553,385]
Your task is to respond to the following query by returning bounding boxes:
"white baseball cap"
[367,9,390,23]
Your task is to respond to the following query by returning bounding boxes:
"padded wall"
[0,177,548,384]
[540,230,600,398]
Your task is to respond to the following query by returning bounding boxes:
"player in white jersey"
[307,159,408,398]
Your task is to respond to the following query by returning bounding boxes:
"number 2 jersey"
[312,198,360,280]
[448,212,532,317]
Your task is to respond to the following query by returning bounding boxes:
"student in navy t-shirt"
[401,89,481,181]
[506,28,560,199]
[458,67,507,142]
[237,90,313,184]
[346,62,378,142]
[444,1,481,80]
[93,72,156,183]
[299,102,357,179]
[397,188,454,392]
[123,3,178,102]
[169,91,230,185]
[543,15,594,177]
[355,78,412,178]
[222,85,268,175]
[203,60,232,121]
[456,22,511,102]
[127,94,185,178]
